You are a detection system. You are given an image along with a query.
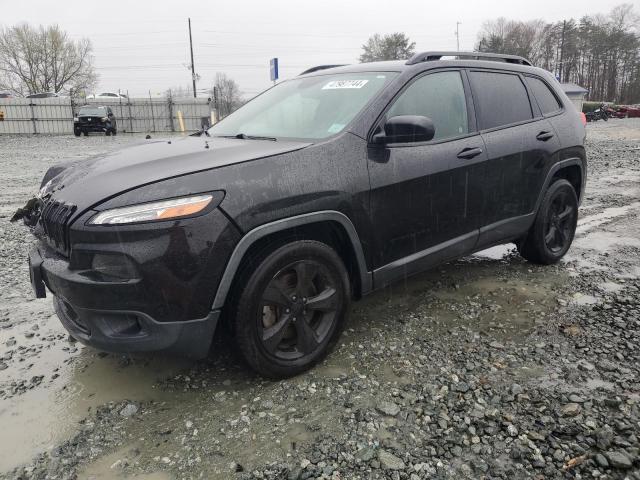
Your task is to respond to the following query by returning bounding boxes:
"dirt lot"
[0,121,639,479]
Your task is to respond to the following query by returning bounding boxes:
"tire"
[230,240,350,378]
[105,129,111,136]
[73,128,81,137]
[518,179,578,265]
[83,131,88,136]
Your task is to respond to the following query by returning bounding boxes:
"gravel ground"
[0,122,639,480]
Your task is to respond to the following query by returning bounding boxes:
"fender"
[211,210,373,310]
[534,157,586,212]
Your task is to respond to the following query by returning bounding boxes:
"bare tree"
[165,85,194,99]
[0,23,97,96]
[212,72,243,119]
[476,4,640,104]
[359,33,416,63]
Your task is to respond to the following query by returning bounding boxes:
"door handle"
[536,131,554,141]
[457,147,483,159]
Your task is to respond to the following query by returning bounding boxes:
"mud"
[1,120,640,479]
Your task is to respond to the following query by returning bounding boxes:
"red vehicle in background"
[620,106,640,118]
[605,105,625,119]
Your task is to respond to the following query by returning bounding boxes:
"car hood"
[41,135,311,210]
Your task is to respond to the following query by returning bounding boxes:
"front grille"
[40,200,76,255]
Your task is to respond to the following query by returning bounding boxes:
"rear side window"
[469,71,533,129]
[525,76,562,115]
[387,71,468,141]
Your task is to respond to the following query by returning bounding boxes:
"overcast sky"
[1,0,627,97]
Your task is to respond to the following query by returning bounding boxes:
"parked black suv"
[74,105,117,136]
[16,52,586,377]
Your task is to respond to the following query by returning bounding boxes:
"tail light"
[580,112,587,126]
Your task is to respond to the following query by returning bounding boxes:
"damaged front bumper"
[28,244,220,358]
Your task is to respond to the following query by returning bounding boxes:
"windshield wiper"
[215,133,277,141]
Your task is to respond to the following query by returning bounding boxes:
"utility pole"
[455,22,462,51]
[558,20,566,83]
[188,18,197,98]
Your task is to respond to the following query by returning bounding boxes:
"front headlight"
[101,116,108,122]
[89,194,214,225]
[73,117,79,122]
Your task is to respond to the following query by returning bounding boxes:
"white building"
[561,83,589,112]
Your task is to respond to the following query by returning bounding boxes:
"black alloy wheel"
[543,189,577,254]
[259,260,339,361]
[231,240,350,378]
[518,179,578,265]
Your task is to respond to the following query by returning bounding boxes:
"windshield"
[208,72,397,140]
[79,107,107,116]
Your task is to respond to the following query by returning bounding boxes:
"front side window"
[525,76,562,115]
[386,71,469,141]
[469,71,533,129]
[208,72,396,141]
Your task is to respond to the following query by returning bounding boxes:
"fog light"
[91,253,138,280]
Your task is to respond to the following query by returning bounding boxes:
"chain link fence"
[0,96,212,135]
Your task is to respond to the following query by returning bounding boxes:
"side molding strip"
[211,211,372,310]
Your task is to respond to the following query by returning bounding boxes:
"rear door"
[367,69,487,285]
[468,70,560,245]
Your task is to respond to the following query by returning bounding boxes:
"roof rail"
[299,64,347,75]
[406,51,533,67]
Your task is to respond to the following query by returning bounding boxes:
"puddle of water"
[0,339,193,473]
[585,378,615,392]
[78,445,173,480]
[474,244,515,260]
[576,202,640,234]
[598,282,624,294]
[574,230,640,254]
[571,293,600,306]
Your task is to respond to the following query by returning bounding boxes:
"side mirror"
[374,115,435,144]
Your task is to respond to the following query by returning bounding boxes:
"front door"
[367,69,486,287]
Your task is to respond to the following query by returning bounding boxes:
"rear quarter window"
[469,71,533,130]
[525,76,563,115]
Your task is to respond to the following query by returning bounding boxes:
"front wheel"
[518,179,578,265]
[231,240,350,378]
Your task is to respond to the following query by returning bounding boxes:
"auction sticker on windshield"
[322,80,369,89]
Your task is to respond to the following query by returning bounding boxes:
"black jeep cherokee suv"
[18,51,586,378]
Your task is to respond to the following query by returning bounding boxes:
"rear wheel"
[231,240,350,378]
[518,179,578,265]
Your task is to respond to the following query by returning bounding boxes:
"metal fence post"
[149,90,156,133]
[29,101,37,134]
[167,91,175,132]
[127,90,133,133]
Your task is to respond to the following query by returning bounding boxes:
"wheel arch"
[535,158,585,213]
[211,211,372,311]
